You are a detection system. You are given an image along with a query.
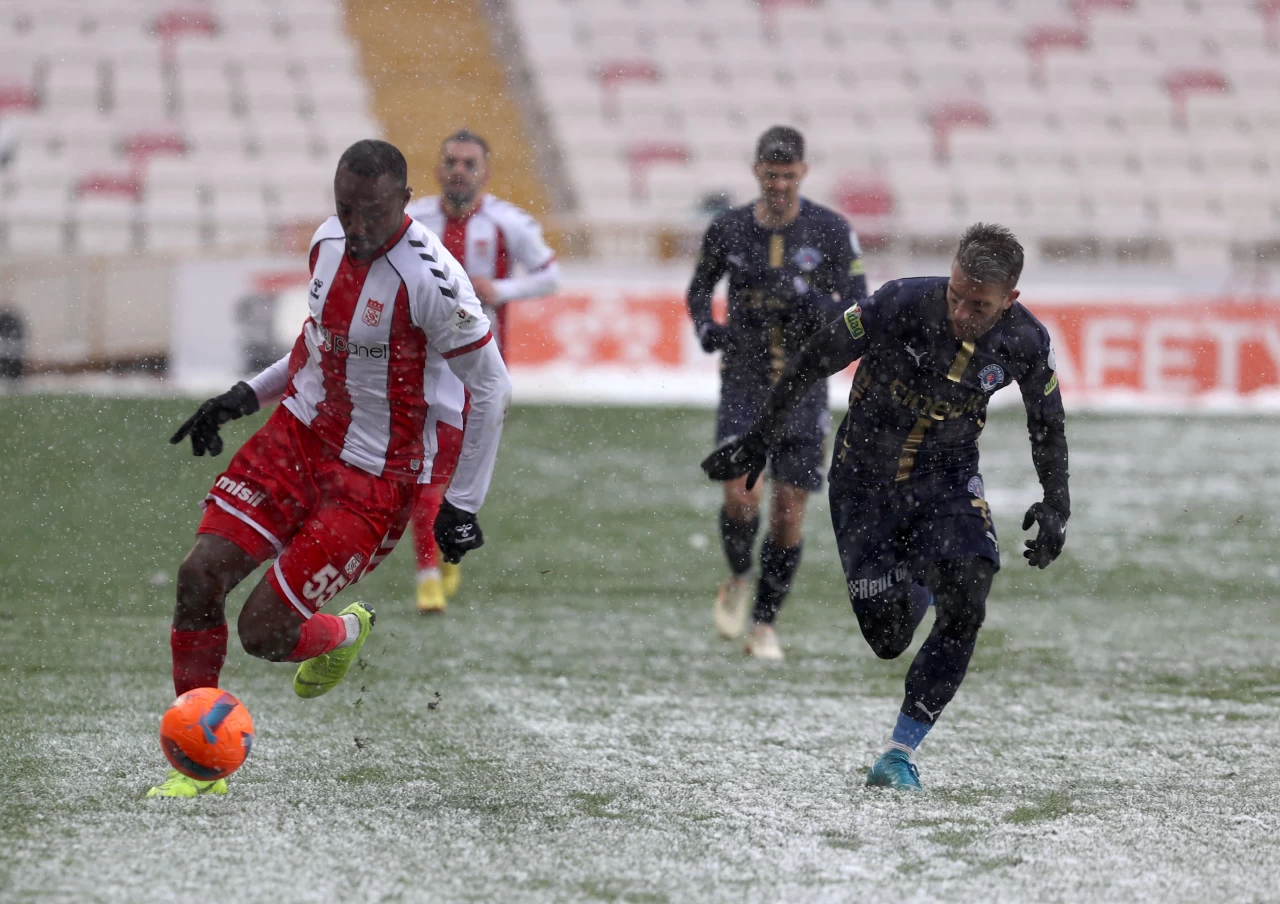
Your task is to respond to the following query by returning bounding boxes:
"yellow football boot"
[415,570,446,614]
[293,601,375,698]
[440,561,462,598]
[146,768,228,798]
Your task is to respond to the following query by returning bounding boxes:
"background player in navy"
[704,224,1069,789]
[686,126,868,660]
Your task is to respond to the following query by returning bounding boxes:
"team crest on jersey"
[362,299,384,327]
[978,363,1005,393]
[793,246,823,272]
[967,475,985,499]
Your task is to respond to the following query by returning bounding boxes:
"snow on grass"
[2,403,1280,902]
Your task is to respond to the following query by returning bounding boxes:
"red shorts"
[197,407,417,619]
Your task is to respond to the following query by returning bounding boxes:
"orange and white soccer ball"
[159,687,255,781]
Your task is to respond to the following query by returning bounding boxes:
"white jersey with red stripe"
[405,194,557,347]
[271,214,505,504]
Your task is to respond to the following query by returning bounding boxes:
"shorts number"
[303,564,348,606]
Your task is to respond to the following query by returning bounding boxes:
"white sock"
[335,613,361,649]
[885,740,917,760]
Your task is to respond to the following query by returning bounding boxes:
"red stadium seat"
[926,99,992,163]
[626,140,691,200]
[596,59,661,116]
[76,173,143,201]
[1022,25,1088,81]
[0,83,35,113]
[1164,67,1230,126]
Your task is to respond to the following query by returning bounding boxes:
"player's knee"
[866,632,912,660]
[853,596,914,660]
[237,616,294,662]
[176,551,227,615]
[237,592,300,662]
[931,557,994,639]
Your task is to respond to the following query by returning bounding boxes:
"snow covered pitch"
[3,399,1279,902]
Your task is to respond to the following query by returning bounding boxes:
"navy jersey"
[687,199,867,401]
[831,277,1064,487]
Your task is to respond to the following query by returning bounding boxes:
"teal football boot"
[866,749,923,792]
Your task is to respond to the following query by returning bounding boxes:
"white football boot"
[744,622,784,661]
[713,573,753,639]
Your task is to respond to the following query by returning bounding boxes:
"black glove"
[701,431,768,490]
[434,498,484,564]
[696,320,732,353]
[1022,501,1068,569]
[170,382,259,456]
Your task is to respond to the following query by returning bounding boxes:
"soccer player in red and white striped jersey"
[404,129,559,614]
[150,140,511,798]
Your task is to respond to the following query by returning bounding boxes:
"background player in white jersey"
[151,140,511,798]
[404,128,559,614]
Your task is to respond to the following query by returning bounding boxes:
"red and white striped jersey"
[273,214,504,502]
[405,194,557,348]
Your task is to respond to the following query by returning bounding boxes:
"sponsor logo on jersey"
[793,246,823,272]
[310,278,323,300]
[362,298,384,327]
[967,475,985,499]
[850,259,866,277]
[1044,373,1059,395]
[1047,344,1056,371]
[451,306,478,330]
[843,304,865,339]
[214,476,267,507]
[905,344,926,366]
[344,554,364,576]
[848,562,911,600]
[889,379,985,421]
[978,363,1005,393]
[317,325,388,359]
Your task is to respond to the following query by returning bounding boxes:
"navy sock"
[719,507,759,576]
[752,539,802,625]
[891,713,932,750]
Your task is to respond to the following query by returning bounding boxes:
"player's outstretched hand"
[701,432,768,490]
[169,382,260,456]
[1022,501,1067,568]
[696,321,733,353]
[435,499,484,564]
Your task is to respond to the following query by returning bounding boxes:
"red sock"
[284,612,348,662]
[171,624,228,697]
[412,482,444,571]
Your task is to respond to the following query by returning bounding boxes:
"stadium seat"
[73,195,138,254]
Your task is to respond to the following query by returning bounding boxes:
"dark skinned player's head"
[947,223,1024,342]
[334,140,411,260]
[753,126,808,217]
[436,129,492,209]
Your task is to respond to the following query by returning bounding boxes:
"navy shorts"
[716,388,829,493]
[828,471,1000,604]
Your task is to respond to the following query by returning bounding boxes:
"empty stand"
[507,0,1280,266]
[0,0,381,256]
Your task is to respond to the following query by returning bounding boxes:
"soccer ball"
[159,687,255,781]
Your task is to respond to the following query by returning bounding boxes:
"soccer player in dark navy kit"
[687,126,868,660]
[704,224,1069,789]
